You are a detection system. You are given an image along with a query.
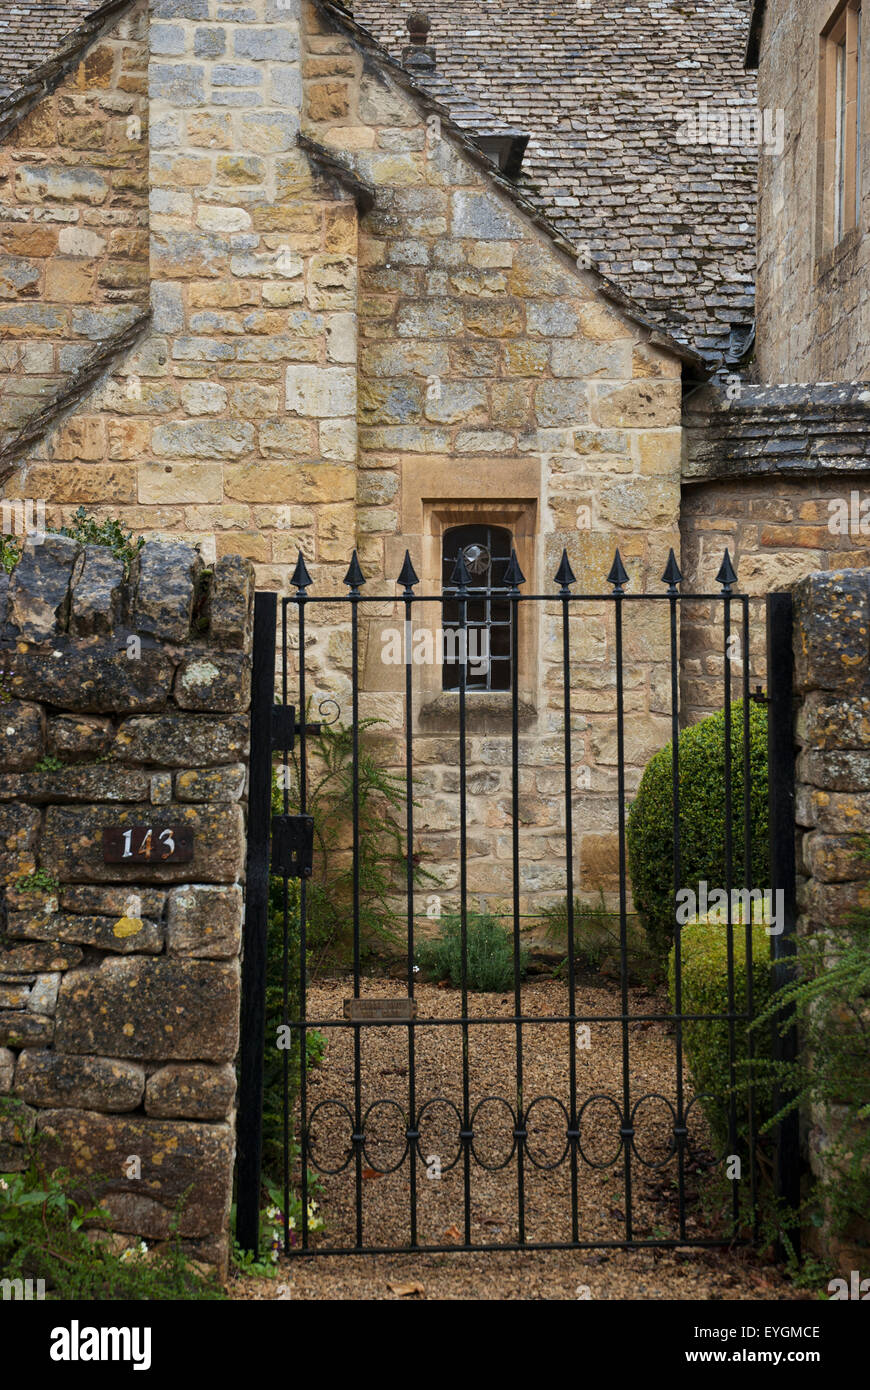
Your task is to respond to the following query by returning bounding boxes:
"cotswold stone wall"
[300,0,683,918]
[0,0,150,454]
[0,537,253,1272]
[680,384,870,725]
[792,568,870,1273]
[753,0,870,382]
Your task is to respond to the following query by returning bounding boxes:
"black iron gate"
[236,546,798,1257]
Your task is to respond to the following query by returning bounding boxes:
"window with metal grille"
[441,523,514,691]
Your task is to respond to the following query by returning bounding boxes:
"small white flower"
[0,1178,9,1191]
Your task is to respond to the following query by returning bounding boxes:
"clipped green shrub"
[669,920,774,1153]
[627,699,769,960]
[418,913,527,993]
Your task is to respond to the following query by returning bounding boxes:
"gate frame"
[235,569,802,1259]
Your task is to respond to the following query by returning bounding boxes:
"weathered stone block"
[27,974,59,1015]
[285,364,356,418]
[0,766,149,803]
[175,765,246,803]
[8,535,79,638]
[0,1013,54,1048]
[42,803,245,884]
[210,554,253,649]
[148,62,206,106]
[6,910,163,954]
[794,571,870,696]
[451,190,520,239]
[15,1052,144,1112]
[60,885,167,918]
[0,802,40,885]
[0,1047,14,1093]
[0,703,44,771]
[36,1109,234,1239]
[145,1062,236,1120]
[133,540,201,642]
[174,653,251,711]
[6,638,174,714]
[47,715,113,761]
[167,883,243,959]
[69,548,126,637]
[55,957,240,1061]
[112,713,248,766]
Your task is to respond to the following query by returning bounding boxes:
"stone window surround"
[817,0,864,258]
[410,491,539,722]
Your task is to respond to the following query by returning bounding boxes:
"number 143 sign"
[102,824,194,864]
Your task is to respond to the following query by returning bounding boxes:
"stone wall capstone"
[792,566,870,1274]
[0,535,254,1273]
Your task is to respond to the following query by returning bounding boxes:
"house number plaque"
[343,998,417,1022]
[102,824,194,864]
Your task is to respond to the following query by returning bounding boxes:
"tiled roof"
[353,0,759,360]
[0,1,97,96]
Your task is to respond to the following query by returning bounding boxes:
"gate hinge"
[271,814,315,878]
[270,704,323,752]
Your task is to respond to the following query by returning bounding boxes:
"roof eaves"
[297,132,377,212]
[0,0,137,144]
[0,309,151,487]
[313,0,711,377]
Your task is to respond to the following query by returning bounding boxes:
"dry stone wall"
[0,536,253,1272]
[792,567,870,1272]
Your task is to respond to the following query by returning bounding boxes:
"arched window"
[441,523,514,691]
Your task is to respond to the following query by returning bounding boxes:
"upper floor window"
[441,523,514,692]
[821,1,863,248]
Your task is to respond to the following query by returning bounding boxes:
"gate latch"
[271,814,315,878]
[270,704,323,753]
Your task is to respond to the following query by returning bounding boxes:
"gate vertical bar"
[400,555,419,1247]
[720,565,739,1236]
[665,554,687,1240]
[767,592,800,1259]
[236,590,277,1254]
[508,552,525,1244]
[609,552,633,1242]
[558,553,579,1243]
[742,597,759,1238]
[346,554,364,1249]
[456,557,472,1247]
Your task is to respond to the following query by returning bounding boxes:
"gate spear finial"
[606,548,629,593]
[715,548,738,594]
[290,550,312,592]
[554,548,576,593]
[397,549,419,595]
[504,547,525,592]
[661,548,682,594]
[343,550,366,592]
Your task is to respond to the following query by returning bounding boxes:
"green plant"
[540,892,657,981]
[0,1118,224,1300]
[55,506,144,575]
[417,912,527,992]
[628,699,769,961]
[13,869,60,896]
[33,755,64,773]
[668,919,774,1156]
[749,840,870,1241]
[1,535,19,574]
[278,714,430,968]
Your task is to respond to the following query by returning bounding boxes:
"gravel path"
[233,974,813,1301]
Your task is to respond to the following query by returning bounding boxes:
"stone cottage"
[0,0,868,918]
